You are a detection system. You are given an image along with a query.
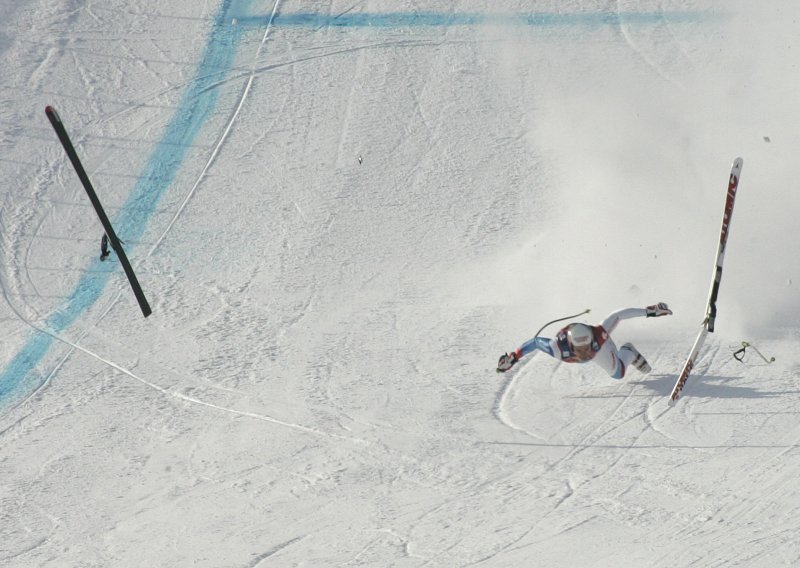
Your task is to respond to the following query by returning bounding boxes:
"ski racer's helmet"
[567,323,593,349]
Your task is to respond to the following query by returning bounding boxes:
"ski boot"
[620,343,651,373]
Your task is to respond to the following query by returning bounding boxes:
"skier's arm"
[498,336,560,373]
[601,303,672,334]
[516,336,559,360]
[600,308,646,334]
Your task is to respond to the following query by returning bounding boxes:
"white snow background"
[2,0,800,566]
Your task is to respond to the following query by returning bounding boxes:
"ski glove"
[496,352,518,373]
[646,302,672,317]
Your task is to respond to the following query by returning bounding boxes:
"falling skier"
[496,303,673,378]
[100,234,111,261]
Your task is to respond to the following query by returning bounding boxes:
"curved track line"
[492,356,547,441]
[615,0,686,90]
[151,0,282,252]
[13,312,367,444]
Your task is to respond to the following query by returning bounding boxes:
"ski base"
[668,325,708,405]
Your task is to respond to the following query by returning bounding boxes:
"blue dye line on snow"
[233,11,710,28]
[0,0,253,401]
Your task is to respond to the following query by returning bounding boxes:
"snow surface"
[2,0,800,566]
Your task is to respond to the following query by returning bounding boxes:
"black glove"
[646,302,672,317]
[496,352,518,373]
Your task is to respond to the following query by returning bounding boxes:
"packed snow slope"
[2,0,800,566]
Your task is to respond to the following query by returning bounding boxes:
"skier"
[100,234,111,261]
[496,303,673,378]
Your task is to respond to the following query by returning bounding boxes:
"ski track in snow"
[151,0,282,252]
[614,0,688,90]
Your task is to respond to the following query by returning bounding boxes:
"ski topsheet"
[669,158,743,405]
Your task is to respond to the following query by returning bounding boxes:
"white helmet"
[567,323,593,348]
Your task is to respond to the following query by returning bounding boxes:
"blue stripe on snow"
[232,11,710,28]
[0,0,253,402]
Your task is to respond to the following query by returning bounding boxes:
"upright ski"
[669,158,743,405]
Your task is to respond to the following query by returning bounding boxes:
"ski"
[669,158,743,405]
[704,157,742,333]
[668,326,708,406]
[45,105,152,318]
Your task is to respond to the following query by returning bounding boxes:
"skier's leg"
[619,343,651,373]
[592,340,626,379]
[618,344,637,369]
